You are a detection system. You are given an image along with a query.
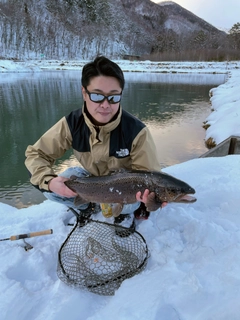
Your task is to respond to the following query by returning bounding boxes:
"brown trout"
[64,169,196,212]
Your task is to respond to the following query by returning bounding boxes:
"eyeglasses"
[85,88,122,104]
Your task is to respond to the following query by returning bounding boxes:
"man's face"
[82,75,122,125]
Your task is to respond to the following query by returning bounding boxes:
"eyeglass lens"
[86,90,122,104]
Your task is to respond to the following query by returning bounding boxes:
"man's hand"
[48,176,77,197]
[136,189,168,208]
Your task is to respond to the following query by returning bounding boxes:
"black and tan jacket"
[25,104,160,191]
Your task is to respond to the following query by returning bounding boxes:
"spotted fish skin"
[64,169,196,211]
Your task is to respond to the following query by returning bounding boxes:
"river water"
[0,71,227,208]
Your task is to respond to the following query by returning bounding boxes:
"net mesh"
[57,219,149,296]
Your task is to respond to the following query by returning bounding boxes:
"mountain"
[0,0,228,60]
[156,1,221,34]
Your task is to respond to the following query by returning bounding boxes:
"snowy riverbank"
[1,59,239,74]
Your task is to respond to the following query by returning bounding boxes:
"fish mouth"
[174,194,197,203]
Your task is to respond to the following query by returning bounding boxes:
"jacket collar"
[82,102,122,133]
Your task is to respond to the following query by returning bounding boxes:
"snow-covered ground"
[1,59,240,320]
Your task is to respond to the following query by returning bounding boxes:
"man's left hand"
[136,189,168,208]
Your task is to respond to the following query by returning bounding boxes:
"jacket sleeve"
[130,127,161,172]
[25,117,72,191]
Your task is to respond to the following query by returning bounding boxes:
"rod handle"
[10,229,53,241]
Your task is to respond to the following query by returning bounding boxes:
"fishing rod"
[0,229,53,241]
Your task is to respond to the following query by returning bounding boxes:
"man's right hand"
[48,176,77,197]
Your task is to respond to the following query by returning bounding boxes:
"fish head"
[153,172,196,204]
[156,186,196,203]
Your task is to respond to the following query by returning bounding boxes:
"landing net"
[57,219,149,296]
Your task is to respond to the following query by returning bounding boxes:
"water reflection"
[0,71,226,208]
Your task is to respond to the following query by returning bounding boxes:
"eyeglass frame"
[84,88,122,104]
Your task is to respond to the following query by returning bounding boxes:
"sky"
[0,60,240,319]
[152,0,240,31]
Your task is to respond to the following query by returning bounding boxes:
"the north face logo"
[116,149,130,157]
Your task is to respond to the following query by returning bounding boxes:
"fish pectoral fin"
[74,195,88,206]
[146,192,162,212]
[111,203,124,217]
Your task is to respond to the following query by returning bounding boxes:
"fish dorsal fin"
[108,168,128,175]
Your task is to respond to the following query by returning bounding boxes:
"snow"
[206,69,240,144]
[1,59,240,319]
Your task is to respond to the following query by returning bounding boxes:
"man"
[25,56,166,229]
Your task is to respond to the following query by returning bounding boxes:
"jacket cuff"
[41,175,57,192]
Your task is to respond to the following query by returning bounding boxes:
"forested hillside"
[0,0,237,60]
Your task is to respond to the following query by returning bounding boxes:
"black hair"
[81,56,125,90]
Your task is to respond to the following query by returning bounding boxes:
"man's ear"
[82,86,87,101]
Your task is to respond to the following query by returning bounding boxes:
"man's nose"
[100,98,110,107]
